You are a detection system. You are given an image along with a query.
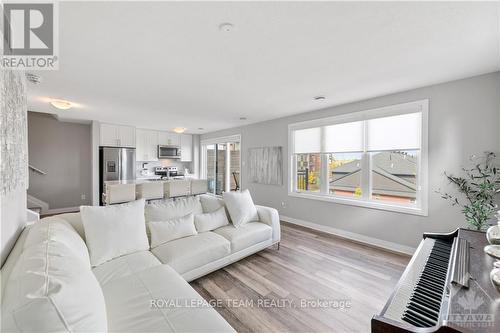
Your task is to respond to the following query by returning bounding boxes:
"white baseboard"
[280,215,415,256]
[43,206,80,216]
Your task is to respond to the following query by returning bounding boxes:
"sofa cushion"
[101,264,234,333]
[214,222,273,252]
[1,219,107,333]
[25,216,90,266]
[194,207,230,232]
[145,196,203,222]
[148,214,198,248]
[223,190,259,227]
[151,232,231,274]
[81,199,149,267]
[199,194,225,213]
[56,212,86,240]
[92,251,161,286]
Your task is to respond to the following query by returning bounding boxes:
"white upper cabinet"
[158,132,180,146]
[119,126,136,148]
[100,123,119,146]
[136,129,158,161]
[100,123,136,148]
[180,134,192,162]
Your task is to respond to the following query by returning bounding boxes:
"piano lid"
[445,229,500,333]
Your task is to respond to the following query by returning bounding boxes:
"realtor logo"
[1,2,58,69]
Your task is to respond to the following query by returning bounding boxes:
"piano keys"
[372,228,500,333]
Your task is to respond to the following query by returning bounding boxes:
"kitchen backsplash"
[136,160,192,178]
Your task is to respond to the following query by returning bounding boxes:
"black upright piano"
[373,228,499,333]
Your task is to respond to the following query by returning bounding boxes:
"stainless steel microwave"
[158,145,181,159]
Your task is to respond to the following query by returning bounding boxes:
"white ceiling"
[28,1,500,133]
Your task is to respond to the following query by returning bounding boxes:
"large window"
[201,135,241,195]
[288,100,428,215]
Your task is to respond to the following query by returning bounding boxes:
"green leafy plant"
[438,152,500,230]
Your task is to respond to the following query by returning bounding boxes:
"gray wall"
[201,72,500,249]
[28,112,92,209]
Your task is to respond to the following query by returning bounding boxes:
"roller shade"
[293,127,321,153]
[367,112,421,151]
[324,121,363,153]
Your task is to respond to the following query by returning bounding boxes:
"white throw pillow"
[81,199,149,267]
[148,214,197,248]
[145,196,203,222]
[194,207,230,232]
[223,190,259,227]
[1,219,107,333]
[199,194,225,213]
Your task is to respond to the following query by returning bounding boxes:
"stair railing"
[28,165,47,175]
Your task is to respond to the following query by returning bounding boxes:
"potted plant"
[438,152,500,231]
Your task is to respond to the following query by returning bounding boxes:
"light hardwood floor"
[191,222,410,333]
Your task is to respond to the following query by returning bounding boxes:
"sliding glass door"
[201,135,241,195]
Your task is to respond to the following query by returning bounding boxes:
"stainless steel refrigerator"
[99,147,136,205]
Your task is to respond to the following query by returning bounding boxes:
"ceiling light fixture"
[198,127,204,130]
[50,99,73,110]
[173,127,186,134]
[219,22,234,32]
[239,117,247,120]
[314,96,326,101]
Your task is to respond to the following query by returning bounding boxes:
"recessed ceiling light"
[314,96,326,101]
[173,127,186,134]
[219,22,234,32]
[50,99,73,110]
[239,117,247,120]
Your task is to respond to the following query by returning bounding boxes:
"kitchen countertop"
[105,176,198,186]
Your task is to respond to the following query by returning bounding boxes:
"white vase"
[486,212,500,245]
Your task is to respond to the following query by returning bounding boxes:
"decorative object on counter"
[484,245,500,290]
[486,211,500,245]
[438,152,500,231]
[491,268,500,290]
[484,245,500,260]
[485,212,500,290]
[248,146,283,186]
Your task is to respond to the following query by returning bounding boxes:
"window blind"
[324,121,364,153]
[293,127,321,153]
[367,112,421,151]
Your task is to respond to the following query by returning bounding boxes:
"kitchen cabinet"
[180,134,192,162]
[119,126,136,147]
[136,129,158,161]
[158,132,180,146]
[100,123,119,147]
[100,123,136,148]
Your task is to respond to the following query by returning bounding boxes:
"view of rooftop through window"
[290,101,426,213]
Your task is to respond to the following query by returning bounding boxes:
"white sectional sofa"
[1,193,280,332]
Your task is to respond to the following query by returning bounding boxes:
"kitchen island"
[103,178,208,205]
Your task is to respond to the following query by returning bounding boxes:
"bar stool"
[104,184,136,205]
[190,179,208,195]
[136,182,164,201]
[164,180,191,198]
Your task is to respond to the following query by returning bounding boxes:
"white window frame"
[288,100,429,216]
[201,134,241,194]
